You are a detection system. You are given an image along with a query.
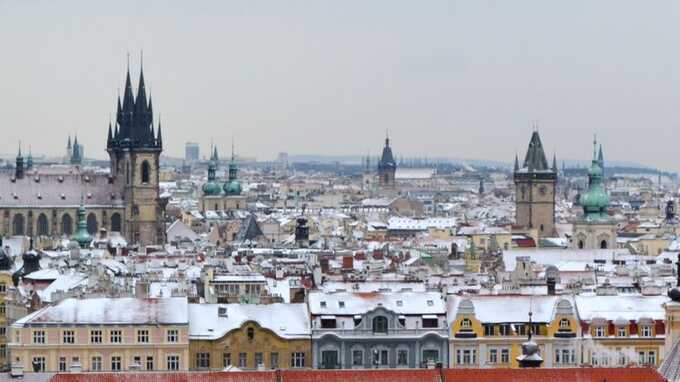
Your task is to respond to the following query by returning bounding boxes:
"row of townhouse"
[6,292,671,373]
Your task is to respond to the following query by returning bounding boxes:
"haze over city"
[1,0,680,169]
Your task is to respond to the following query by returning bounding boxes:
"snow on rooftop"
[14,297,189,326]
[574,295,668,321]
[448,295,571,324]
[309,291,445,315]
[188,303,310,340]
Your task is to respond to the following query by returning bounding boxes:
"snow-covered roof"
[309,291,445,315]
[188,303,310,340]
[388,217,457,231]
[502,248,632,272]
[212,274,267,283]
[14,297,189,326]
[447,295,571,324]
[36,272,88,303]
[574,295,668,322]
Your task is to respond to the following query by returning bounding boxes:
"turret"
[15,145,24,179]
[72,200,92,249]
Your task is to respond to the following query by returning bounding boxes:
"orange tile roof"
[442,368,665,382]
[280,369,441,382]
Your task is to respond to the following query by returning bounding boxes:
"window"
[423,349,439,365]
[555,348,575,365]
[339,301,345,308]
[640,325,652,337]
[132,356,141,368]
[372,349,388,366]
[0,303,5,317]
[489,349,498,364]
[397,349,408,366]
[270,352,279,369]
[167,329,178,343]
[483,324,494,336]
[255,353,263,368]
[500,349,509,363]
[111,356,122,371]
[110,330,122,343]
[91,356,102,371]
[63,330,75,344]
[167,355,180,371]
[196,353,210,369]
[372,316,388,333]
[423,318,438,328]
[600,240,608,249]
[141,161,150,184]
[32,356,45,372]
[33,330,45,344]
[320,301,327,308]
[321,318,337,329]
[321,350,339,369]
[617,327,626,337]
[247,327,255,341]
[291,352,305,368]
[499,324,511,336]
[595,326,606,337]
[456,349,477,365]
[59,357,67,372]
[352,350,364,366]
[137,329,149,343]
[223,353,231,367]
[146,356,154,371]
[0,282,6,293]
[90,330,102,344]
[640,351,657,365]
[559,319,570,330]
[238,352,247,368]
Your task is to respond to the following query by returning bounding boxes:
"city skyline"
[2,1,680,170]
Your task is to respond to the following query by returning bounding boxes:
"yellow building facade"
[189,303,311,370]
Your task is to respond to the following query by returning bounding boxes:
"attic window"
[338,301,345,308]
[87,193,93,199]
[320,301,327,308]
[12,193,18,200]
[427,300,434,306]
[396,300,403,307]
[60,193,66,200]
[37,194,42,200]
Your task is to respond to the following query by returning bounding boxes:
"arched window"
[87,213,98,235]
[578,240,584,249]
[110,213,122,233]
[37,213,49,236]
[600,240,608,249]
[12,214,25,236]
[141,161,150,184]
[461,318,472,329]
[61,214,73,236]
[372,316,388,334]
[247,328,254,341]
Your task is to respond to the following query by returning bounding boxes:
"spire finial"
[140,50,144,71]
[126,51,130,73]
[593,133,598,160]
[231,135,236,161]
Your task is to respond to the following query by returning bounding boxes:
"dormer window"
[559,319,570,330]
[338,301,345,308]
[320,301,327,308]
[617,327,626,337]
[247,327,254,341]
[426,300,434,306]
[60,193,66,200]
[396,300,403,307]
[640,325,652,337]
[595,326,606,337]
[372,316,388,334]
[461,318,472,329]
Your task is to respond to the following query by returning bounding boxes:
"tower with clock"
[513,130,557,237]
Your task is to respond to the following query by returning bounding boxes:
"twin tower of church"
[513,131,614,249]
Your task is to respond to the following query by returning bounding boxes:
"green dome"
[224,180,242,196]
[202,181,222,196]
[580,157,610,220]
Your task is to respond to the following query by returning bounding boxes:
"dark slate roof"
[0,167,122,208]
[235,214,264,242]
[378,138,396,170]
[521,131,550,172]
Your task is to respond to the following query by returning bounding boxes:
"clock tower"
[514,130,557,237]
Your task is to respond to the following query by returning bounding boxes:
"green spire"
[579,136,609,221]
[224,138,242,196]
[72,199,92,248]
[202,144,222,196]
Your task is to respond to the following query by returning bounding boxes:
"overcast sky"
[1,1,679,169]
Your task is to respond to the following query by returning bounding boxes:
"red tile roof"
[48,368,665,382]
[442,368,665,382]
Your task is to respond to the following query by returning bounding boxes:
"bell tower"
[107,62,164,246]
[514,130,557,237]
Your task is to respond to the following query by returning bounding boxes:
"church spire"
[514,153,519,172]
[156,116,163,148]
[552,152,558,173]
